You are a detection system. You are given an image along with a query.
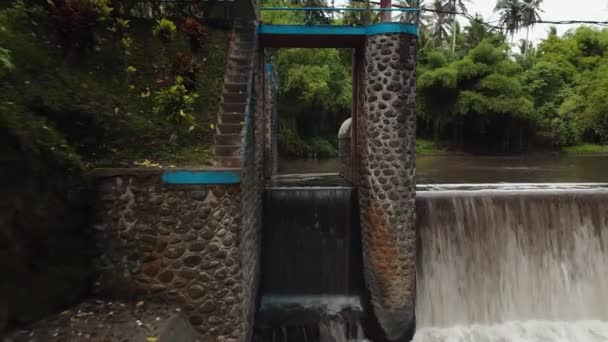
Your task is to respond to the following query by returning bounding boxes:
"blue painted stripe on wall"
[162,170,241,184]
[258,23,418,37]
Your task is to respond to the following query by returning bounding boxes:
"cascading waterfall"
[254,183,365,341]
[414,185,608,342]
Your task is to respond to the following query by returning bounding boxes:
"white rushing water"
[414,321,608,342]
[319,320,369,342]
[414,189,608,342]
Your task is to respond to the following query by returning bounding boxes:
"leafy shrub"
[153,76,199,127]
[152,18,177,44]
[109,18,129,40]
[308,137,338,157]
[108,18,132,51]
[48,0,113,53]
[0,102,92,334]
[172,52,199,90]
[182,17,206,52]
[0,47,12,78]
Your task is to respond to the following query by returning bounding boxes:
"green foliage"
[0,98,92,333]
[153,76,199,127]
[417,22,608,151]
[308,137,338,158]
[0,2,230,332]
[0,47,12,78]
[563,144,608,155]
[416,139,446,155]
[153,18,177,44]
[48,0,113,22]
[110,18,130,38]
[418,39,536,152]
[278,48,351,113]
[1,1,228,167]
[182,17,206,52]
[48,0,113,53]
[276,48,351,158]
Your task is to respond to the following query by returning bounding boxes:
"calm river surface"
[278,155,608,183]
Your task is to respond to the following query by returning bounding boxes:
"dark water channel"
[279,155,608,183]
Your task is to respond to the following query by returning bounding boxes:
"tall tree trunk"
[451,0,456,54]
[525,26,530,56]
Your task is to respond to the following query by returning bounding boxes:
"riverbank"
[562,144,608,155]
[418,140,608,157]
[416,139,450,156]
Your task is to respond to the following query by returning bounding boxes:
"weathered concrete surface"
[358,33,417,341]
[339,118,354,183]
[263,59,279,178]
[6,299,198,342]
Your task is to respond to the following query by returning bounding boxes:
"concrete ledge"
[162,169,241,184]
[89,168,242,185]
[258,23,417,47]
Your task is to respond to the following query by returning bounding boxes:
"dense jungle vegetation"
[0,0,228,332]
[264,0,608,156]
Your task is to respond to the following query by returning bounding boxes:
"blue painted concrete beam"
[258,22,418,37]
[162,170,241,185]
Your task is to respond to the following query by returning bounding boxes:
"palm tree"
[463,14,490,49]
[441,0,468,54]
[430,0,451,47]
[495,0,524,43]
[521,0,543,54]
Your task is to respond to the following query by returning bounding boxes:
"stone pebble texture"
[358,33,417,341]
[94,175,246,341]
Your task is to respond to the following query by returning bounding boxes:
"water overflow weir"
[256,179,608,342]
[414,184,608,342]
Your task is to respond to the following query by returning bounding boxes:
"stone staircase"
[213,21,256,168]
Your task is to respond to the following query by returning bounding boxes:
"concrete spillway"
[414,184,608,342]
[254,184,365,341]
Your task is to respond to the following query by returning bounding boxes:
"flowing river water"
[272,155,608,342]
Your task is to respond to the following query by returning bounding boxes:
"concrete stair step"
[215,133,242,145]
[222,102,247,113]
[231,39,253,51]
[213,145,241,157]
[225,76,248,85]
[214,156,241,168]
[229,55,250,63]
[225,69,250,77]
[226,64,252,74]
[217,123,244,134]
[221,112,244,123]
[224,82,247,93]
[223,92,247,103]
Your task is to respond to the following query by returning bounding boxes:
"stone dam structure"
[80,4,421,340]
[10,1,608,342]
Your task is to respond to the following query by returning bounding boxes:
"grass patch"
[416,138,447,156]
[563,144,608,155]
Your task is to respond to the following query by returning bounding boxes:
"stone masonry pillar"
[358,33,417,341]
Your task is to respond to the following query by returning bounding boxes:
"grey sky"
[466,0,608,43]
